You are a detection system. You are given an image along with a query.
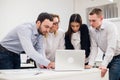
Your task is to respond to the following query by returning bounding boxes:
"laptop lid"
[55,50,85,71]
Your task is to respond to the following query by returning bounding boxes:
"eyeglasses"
[53,22,59,26]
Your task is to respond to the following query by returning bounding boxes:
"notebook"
[55,50,85,71]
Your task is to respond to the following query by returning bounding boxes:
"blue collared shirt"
[0,23,50,66]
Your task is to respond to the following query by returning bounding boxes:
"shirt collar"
[32,23,39,36]
[100,22,105,30]
[95,23,105,32]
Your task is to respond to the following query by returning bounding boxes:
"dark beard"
[38,29,42,35]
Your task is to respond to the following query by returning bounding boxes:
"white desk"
[0,68,108,80]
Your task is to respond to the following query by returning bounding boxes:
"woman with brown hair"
[65,13,90,65]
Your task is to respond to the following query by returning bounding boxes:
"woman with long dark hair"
[65,13,90,65]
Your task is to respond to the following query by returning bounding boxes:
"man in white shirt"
[86,8,120,80]
[39,14,65,69]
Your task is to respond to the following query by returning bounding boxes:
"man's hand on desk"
[39,62,55,69]
[85,65,92,69]
[39,65,47,69]
[85,65,107,78]
[99,65,107,78]
[47,62,55,69]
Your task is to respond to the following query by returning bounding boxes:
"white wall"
[74,0,120,24]
[0,0,119,40]
[0,0,74,40]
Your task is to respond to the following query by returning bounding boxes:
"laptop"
[55,50,85,71]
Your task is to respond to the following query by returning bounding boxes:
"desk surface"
[0,68,108,80]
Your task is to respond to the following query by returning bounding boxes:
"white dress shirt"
[71,31,81,49]
[44,29,65,62]
[71,31,89,63]
[89,20,120,67]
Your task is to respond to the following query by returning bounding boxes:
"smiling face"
[49,17,59,33]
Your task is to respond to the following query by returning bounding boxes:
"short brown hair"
[89,8,103,16]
